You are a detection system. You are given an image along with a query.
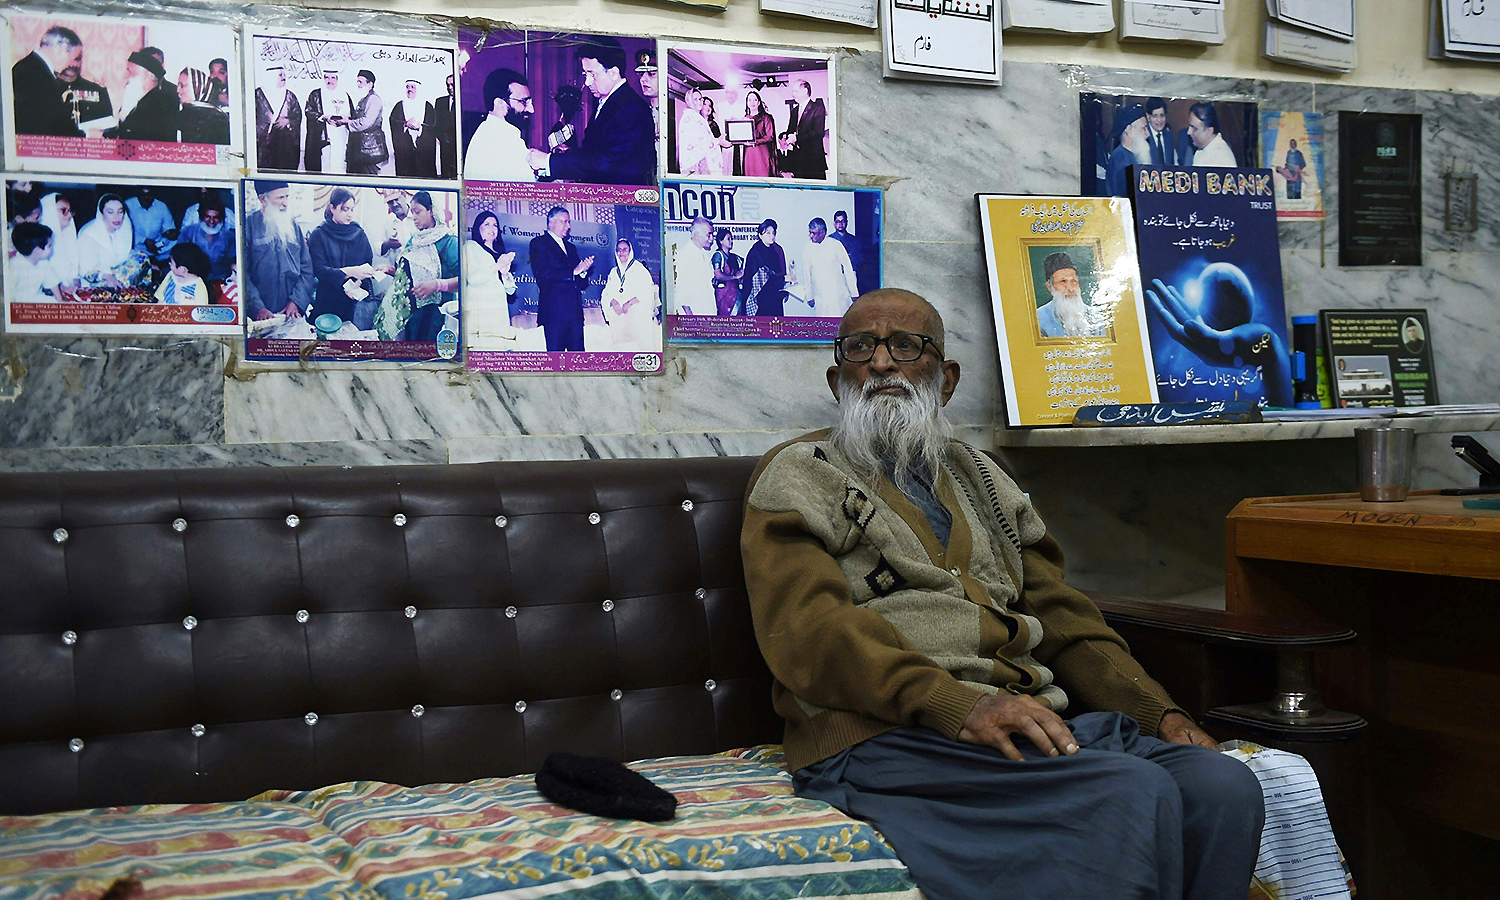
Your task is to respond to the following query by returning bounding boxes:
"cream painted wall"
[356,0,1500,93]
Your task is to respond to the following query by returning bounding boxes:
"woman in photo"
[462,210,518,350]
[702,96,727,176]
[601,237,660,351]
[710,227,742,316]
[396,191,460,343]
[39,192,80,287]
[77,193,136,287]
[307,187,382,326]
[742,90,777,179]
[153,241,211,304]
[739,218,786,317]
[176,67,231,145]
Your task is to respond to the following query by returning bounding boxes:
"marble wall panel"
[0,439,447,473]
[1419,90,1500,254]
[0,336,223,449]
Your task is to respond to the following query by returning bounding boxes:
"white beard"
[262,205,297,245]
[1128,134,1153,165]
[117,77,147,120]
[1049,287,1091,336]
[830,368,951,495]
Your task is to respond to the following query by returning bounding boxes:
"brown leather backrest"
[0,457,781,814]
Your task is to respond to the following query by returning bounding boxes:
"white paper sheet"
[1440,0,1500,54]
[1264,20,1356,73]
[1119,2,1226,43]
[761,0,878,30]
[883,0,1002,84]
[1268,0,1356,41]
[1002,0,1114,33]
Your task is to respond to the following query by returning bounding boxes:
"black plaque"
[1338,112,1422,267]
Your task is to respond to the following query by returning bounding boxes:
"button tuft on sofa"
[285,514,300,528]
[62,630,77,646]
[304,712,319,726]
[504,606,517,618]
[52,528,68,543]
[705,679,717,691]
[182,616,198,631]
[411,705,425,717]
[190,724,205,737]
[514,701,527,713]
[393,513,408,527]
[172,518,188,533]
[610,689,623,701]
[404,606,418,619]
[68,738,83,753]
[494,515,508,528]
[681,500,695,512]
[588,512,601,525]
[601,599,614,612]
[295,609,310,623]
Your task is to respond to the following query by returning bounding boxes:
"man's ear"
[826,365,841,402]
[938,359,961,407]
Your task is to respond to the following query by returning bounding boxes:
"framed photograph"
[2,11,242,177]
[663,179,881,344]
[1260,110,1325,219]
[241,178,461,362]
[4,175,240,334]
[460,180,662,374]
[244,29,458,182]
[1081,93,1258,198]
[977,194,1158,427]
[458,29,657,187]
[662,41,835,184]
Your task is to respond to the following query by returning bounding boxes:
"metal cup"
[1356,426,1414,502]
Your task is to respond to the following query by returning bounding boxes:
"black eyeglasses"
[833,332,943,364]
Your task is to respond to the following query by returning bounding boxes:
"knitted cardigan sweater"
[742,430,1181,772]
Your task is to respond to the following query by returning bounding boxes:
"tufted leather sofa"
[0,457,782,815]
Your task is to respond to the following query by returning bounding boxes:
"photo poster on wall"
[1320,308,1439,408]
[882,0,1002,85]
[1260,110,1325,219]
[459,180,663,374]
[661,40,837,185]
[1,11,242,177]
[1080,93,1258,198]
[241,178,461,362]
[458,28,657,188]
[243,28,459,183]
[977,194,1158,428]
[3,175,241,335]
[662,179,882,344]
[1131,166,1292,409]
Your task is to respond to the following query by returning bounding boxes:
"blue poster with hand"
[1130,166,1292,408]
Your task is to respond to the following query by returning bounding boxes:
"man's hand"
[573,257,594,277]
[1158,712,1217,748]
[958,693,1078,761]
[526,149,548,171]
[254,308,274,321]
[281,301,302,320]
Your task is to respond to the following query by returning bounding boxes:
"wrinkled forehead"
[839,293,942,338]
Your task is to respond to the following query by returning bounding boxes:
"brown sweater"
[742,431,1181,772]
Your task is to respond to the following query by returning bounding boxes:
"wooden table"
[1225,491,1500,899]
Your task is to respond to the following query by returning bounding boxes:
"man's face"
[28,237,55,262]
[60,44,83,80]
[406,82,418,100]
[827,295,959,407]
[262,187,289,211]
[138,188,154,205]
[639,70,657,98]
[201,208,224,229]
[210,61,227,82]
[1049,267,1081,299]
[833,213,848,234]
[125,61,142,85]
[1406,324,1420,342]
[1188,113,1215,150]
[580,57,619,100]
[549,211,571,238]
[503,84,534,129]
[324,73,338,89]
[1289,139,1298,149]
[357,75,372,92]
[389,199,407,220]
[809,223,826,244]
[691,223,711,249]
[798,84,811,102]
[412,202,435,230]
[276,69,286,89]
[446,75,455,97]
[1148,108,1167,132]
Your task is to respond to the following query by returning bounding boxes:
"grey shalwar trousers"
[793,712,1264,900]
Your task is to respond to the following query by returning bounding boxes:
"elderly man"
[178,196,235,282]
[794,216,858,317]
[1036,251,1108,338]
[243,180,313,322]
[12,26,84,137]
[669,215,715,316]
[528,206,593,351]
[391,79,437,177]
[113,49,178,142]
[742,288,1264,900]
[255,65,302,170]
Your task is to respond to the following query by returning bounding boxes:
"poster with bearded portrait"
[3,175,241,334]
[1,11,242,177]
[1080,93,1258,199]
[244,29,458,183]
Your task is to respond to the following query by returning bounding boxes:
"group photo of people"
[5,177,237,303]
[1081,93,1259,197]
[240,179,461,358]
[458,30,657,187]
[663,182,878,329]
[664,43,834,183]
[6,13,238,164]
[247,33,458,180]
[461,183,663,359]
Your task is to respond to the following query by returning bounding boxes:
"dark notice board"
[1338,112,1422,267]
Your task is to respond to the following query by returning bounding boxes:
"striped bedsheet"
[259,746,919,900]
